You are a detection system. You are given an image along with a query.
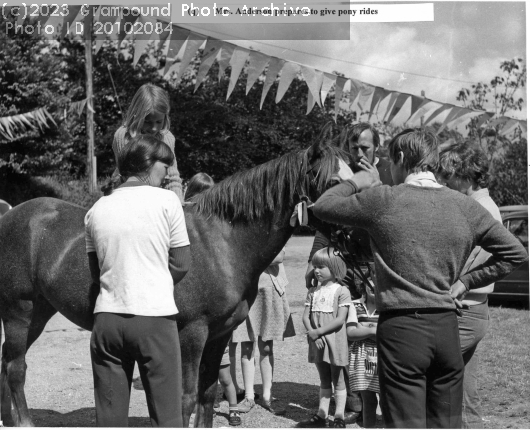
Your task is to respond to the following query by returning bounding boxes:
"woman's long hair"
[124,84,171,137]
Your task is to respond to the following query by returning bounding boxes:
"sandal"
[333,418,346,428]
[229,410,241,426]
[296,414,328,428]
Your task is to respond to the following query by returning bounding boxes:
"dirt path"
[11,236,337,428]
[4,236,527,428]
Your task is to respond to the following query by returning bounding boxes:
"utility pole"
[420,90,426,127]
[85,11,97,193]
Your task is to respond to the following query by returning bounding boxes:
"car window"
[505,218,528,248]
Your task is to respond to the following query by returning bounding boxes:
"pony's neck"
[231,203,295,275]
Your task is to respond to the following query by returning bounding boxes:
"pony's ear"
[308,122,334,161]
[307,137,325,162]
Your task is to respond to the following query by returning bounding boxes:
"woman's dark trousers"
[90,313,183,427]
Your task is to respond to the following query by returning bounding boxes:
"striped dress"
[348,300,379,393]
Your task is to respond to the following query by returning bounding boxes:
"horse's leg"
[194,333,231,428]
[1,297,57,427]
[179,321,209,428]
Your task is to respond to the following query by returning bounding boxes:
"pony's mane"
[192,145,346,222]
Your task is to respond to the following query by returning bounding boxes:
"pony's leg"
[1,297,57,427]
[1,300,35,427]
[179,321,209,428]
[194,333,231,428]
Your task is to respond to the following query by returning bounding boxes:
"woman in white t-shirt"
[85,134,190,427]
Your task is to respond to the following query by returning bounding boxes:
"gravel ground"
[8,236,362,428]
[3,236,526,428]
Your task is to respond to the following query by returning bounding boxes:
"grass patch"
[478,305,530,428]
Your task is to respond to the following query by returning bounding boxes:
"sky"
[175,1,527,120]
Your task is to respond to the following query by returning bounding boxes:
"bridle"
[295,149,375,293]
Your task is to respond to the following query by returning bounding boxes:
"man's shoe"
[344,411,360,424]
[332,418,346,428]
[296,414,328,428]
[237,398,255,413]
[229,410,242,426]
[260,399,286,416]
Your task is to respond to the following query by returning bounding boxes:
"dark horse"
[0,138,353,427]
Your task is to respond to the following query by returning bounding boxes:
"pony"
[0,138,353,427]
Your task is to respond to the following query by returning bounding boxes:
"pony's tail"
[0,318,3,427]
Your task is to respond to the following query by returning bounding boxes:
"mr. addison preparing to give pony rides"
[312,127,527,429]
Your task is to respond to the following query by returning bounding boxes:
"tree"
[455,58,527,206]
[457,58,526,116]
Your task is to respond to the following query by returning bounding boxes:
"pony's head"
[192,137,353,224]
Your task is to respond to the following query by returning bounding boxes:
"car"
[499,205,528,215]
[0,199,11,217]
[490,206,529,304]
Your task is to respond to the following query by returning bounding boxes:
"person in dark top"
[312,127,528,429]
[305,122,393,288]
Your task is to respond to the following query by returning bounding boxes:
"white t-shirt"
[85,185,190,316]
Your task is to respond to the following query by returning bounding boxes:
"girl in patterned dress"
[347,274,380,428]
[299,247,351,429]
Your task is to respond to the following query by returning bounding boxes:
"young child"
[184,172,215,200]
[218,348,242,426]
[299,247,351,429]
[111,83,183,201]
[347,266,380,428]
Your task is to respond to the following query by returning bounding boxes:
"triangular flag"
[246,51,270,95]
[194,39,223,92]
[490,116,511,127]
[349,79,364,107]
[383,92,400,120]
[475,112,494,128]
[94,10,118,53]
[334,77,348,119]
[307,89,317,115]
[156,21,173,52]
[117,14,139,47]
[315,70,324,103]
[275,62,300,104]
[300,66,323,108]
[437,107,468,134]
[321,73,336,104]
[60,5,82,38]
[423,103,453,126]
[499,119,519,136]
[449,110,485,130]
[162,27,190,77]
[226,46,250,100]
[218,43,236,81]
[357,85,375,111]
[69,99,87,117]
[409,95,425,118]
[42,14,63,40]
[369,87,391,114]
[306,71,324,114]
[133,17,160,66]
[175,32,207,83]
[407,100,441,125]
[260,57,285,109]
[386,93,410,123]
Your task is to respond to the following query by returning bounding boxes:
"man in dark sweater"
[312,128,528,429]
[305,122,393,288]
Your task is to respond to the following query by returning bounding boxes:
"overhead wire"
[181,23,477,85]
